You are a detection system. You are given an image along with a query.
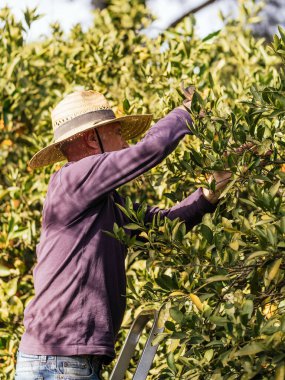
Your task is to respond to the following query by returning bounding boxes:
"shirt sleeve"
[60,108,193,211]
[131,187,217,233]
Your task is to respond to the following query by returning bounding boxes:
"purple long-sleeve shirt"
[19,108,216,363]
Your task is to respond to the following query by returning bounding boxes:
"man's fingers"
[210,171,232,191]
[180,81,196,101]
[233,142,273,157]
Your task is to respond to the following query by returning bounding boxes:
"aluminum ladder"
[110,308,164,380]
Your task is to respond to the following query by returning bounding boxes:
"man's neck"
[67,151,95,162]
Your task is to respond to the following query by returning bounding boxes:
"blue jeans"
[15,350,102,380]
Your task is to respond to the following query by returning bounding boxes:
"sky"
[148,0,237,38]
[2,0,238,41]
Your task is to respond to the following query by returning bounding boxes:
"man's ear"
[84,129,101,152]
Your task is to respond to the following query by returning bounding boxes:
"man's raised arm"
[60,108,193,210]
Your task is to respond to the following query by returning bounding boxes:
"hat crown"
[28,88,153,169]
[51,90,111,131]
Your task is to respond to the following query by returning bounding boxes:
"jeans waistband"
[18,351,103,364]
[17,350,103,377]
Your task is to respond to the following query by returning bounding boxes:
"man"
[15,90,231,379]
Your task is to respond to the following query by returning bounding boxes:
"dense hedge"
[1,1,285,379]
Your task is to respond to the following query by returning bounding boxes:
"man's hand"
[176,83,195,112]
[177,82,206,117]
[202,171,232,204]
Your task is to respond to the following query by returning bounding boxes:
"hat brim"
[28,114,153,169]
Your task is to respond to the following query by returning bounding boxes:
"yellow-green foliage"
[1,0,285,379]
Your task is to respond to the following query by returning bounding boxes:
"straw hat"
[29,90,153,169]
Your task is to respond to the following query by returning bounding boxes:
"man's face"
[96,122,129,153]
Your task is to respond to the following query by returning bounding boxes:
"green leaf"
[278,26,285,40]
[202,29,221,42]
[165,320,176,331]
[281,216,285,233]
[151,332,170,346]
[269,180,280,197]
[167,352,177,374]
[170,307,184,324]
[0,264,10,277]
[208,72,214,88]
[241,299,253,318]
[123,98,130,112]
[6,56,21,80]
[267,258,282,281]
[204,349,214,362]
[190,150,203,166]
[234,342,265,357]
[6,277,18,297]
[246,251,269,262]
[155,274,176,291]
[218,178,238,199]
[102,230,116,239]
[171,220,184,241]
[205,275,230,283]
[123,223,143,230]
[200,224,213,243]
[115,203,131,218]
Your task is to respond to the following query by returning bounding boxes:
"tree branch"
[167,0,218,29]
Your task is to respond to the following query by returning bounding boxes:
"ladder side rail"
[110,310,156,380]
[133,310,165,380]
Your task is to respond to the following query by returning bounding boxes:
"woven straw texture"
[29,91,153,169]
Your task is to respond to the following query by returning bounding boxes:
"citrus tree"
[1,0,285,379]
